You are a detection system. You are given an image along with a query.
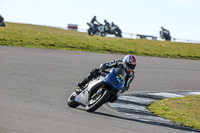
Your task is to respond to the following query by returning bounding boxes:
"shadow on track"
[67,98,199,132]
[93,111,200,132]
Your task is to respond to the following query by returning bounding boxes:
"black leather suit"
[77,60,135,93]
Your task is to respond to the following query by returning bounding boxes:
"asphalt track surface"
[0,46,200,133]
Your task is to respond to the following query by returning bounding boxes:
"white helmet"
[123,55,136,73]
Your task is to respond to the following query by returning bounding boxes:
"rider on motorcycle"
[160,27,170,38]
[77,55,136,101]
[110,22,119,31]
[90,16,101,30]
[161,27,169,33]
[104,20,110,32]
[111,22,118,28]
[0,15,5,27]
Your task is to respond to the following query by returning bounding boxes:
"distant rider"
[104,20,110,32]
[77,55,137,102]
[90,16,101,30]
[160,26,170,39]
[0,15,5,27]
[111,22,118,28]
[111,22,119,31]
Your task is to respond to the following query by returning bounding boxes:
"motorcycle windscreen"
[103,68,126,91]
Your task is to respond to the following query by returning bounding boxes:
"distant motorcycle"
[67,67,126,112]
[0,15,5,27]
[87,23,104,36]
[160,30,171,41]
[101,25,122,37]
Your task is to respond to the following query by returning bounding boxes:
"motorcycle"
[101,25,122,37]
[0,15,5,27]
[160,30,171,41]
[87,22,104,36]
[67,67,126,112]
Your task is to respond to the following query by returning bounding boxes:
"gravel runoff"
[108,91,200,132]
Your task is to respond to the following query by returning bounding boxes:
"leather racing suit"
[77,60,135,93]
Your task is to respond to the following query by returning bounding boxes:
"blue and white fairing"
[74,67,126,106]
[102,68,126,91]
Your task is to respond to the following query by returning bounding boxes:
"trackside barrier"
[136,34,157,40]
[61,27,200,44]
[68,24,78,30]
[121,32,200,44]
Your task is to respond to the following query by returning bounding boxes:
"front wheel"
[115,31,122,37]
[2,22,5,27]
[117,33,122,37]
[86,88,110,112]
[101,32,106,37]
[67,91,79,108]
[165,36,171,41]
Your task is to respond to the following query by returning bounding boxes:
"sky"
[1,0,200,41]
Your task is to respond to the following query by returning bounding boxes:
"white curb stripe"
[118,96,155,104]
[108,91,200,129]
[187,92,200,95]
[147,92,184,98]
[109,102,149,112]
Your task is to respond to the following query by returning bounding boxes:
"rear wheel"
[67,91,79,108]
[88,28,95,36]
[86,88,110,112]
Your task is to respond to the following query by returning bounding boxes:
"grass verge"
[0,22,200,60]
[148,95,200,129]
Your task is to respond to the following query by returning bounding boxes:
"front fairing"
[103,68,126,91]
[74,68,126,106]
[97,25,104,32]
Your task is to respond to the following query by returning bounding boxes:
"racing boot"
[76,68,100,92]
[76,75,93,92]
[75,78,88,93]
[77,78,88,89]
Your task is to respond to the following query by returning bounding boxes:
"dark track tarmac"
[0,46,199,133]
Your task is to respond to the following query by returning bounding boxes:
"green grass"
[148,95,200,129]
[0,22,200,60]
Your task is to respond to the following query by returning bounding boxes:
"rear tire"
[67,91,79,108]
[86,89,110,112]
[88,28,95,36]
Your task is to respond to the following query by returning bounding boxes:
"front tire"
[101,32,106,37]
[67,91,79,108]
[118,33,122,37]
[115,30,122,37]
[2,22,5,27]
[86,88,110,112]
